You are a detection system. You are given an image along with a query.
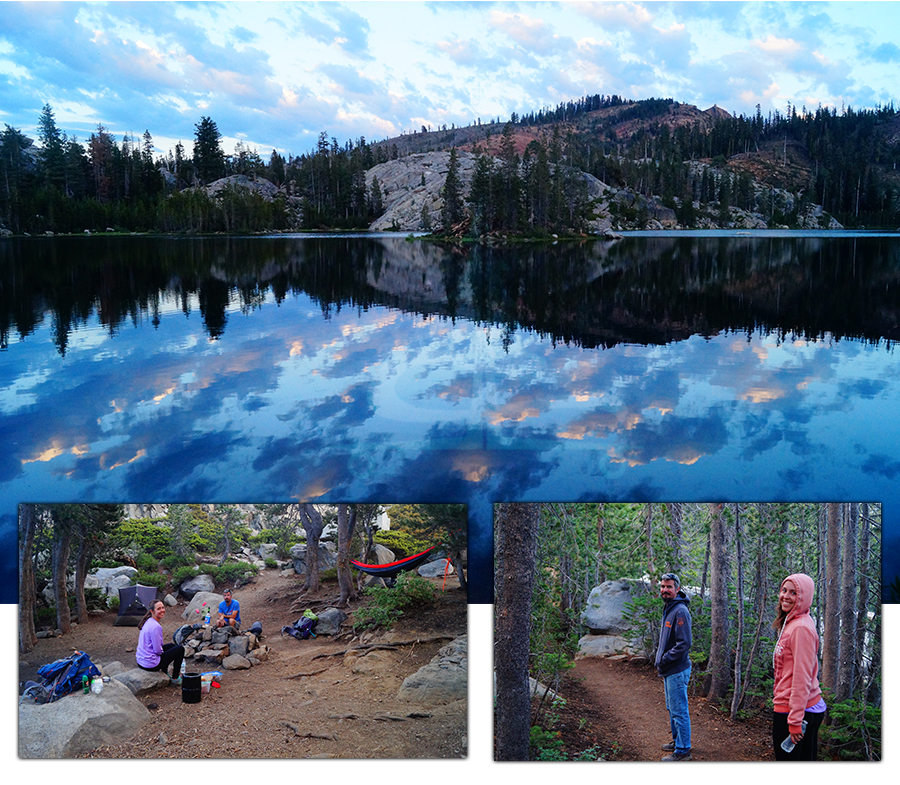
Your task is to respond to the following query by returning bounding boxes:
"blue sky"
[2,1,899,160]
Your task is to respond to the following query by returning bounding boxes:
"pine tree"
[37,104,66,192]
[193,116,225,185]
[467,153,494,235]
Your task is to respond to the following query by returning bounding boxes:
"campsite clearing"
[19,566,467,759]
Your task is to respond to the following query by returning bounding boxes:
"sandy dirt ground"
[555,655,774,761]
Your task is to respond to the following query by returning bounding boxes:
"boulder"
[211,626,238,644]
[581,579,650,635]
[222,654,252,670]
[112,667,173,696]
[314,608,347,636]
[179,574,215,599]
[228,635,250,657]
[19,679,151,758]
[418,558,453,578]
[290,541,337,575]
[397,635,467,706]
[181,592,223,622]
[85,565,139,598]
[99,660,128,677]
[193,648,226,665]
[577,633,637,658]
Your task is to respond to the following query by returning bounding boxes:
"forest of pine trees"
[2,94,899,237]
[494,502,881,761]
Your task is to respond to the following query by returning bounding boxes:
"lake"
[2,231,900,603]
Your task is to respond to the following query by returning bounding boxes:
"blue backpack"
[22,651,101,704]
[282,612,317,640]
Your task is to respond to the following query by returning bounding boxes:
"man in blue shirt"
[217,588,241,629]
[655,572,693,761]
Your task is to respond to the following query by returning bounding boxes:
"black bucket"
[182,672,201,704]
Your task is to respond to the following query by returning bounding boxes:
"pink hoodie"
[772,573,822,733]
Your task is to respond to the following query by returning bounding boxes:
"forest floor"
[19,566,468,759]
[551,656,775,761]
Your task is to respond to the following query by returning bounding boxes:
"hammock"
[351,546,436,583]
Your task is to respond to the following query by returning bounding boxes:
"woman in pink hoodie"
[771,573,827,760]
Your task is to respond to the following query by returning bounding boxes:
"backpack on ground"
[281,610,318,640]
[22,651,101,704]
[173,622,202,646]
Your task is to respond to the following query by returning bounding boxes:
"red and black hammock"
[351,546,436,585]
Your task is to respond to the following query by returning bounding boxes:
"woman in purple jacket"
[136,599,185,683]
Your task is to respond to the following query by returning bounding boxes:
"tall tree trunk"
[821,502,842,695]
[297,504,324,593]
[494,503,540,761]
[595,503,606,585]
[836,503,858,702]
[865,604,881,708]
[18,504,38,653]
[855,503,870,682]
[730,504,745,720]
[449,550,468,592]
[73,529,91,625]
[816,505,827,641]
[738,524,770,712]
[643,503,655,578]
[666,502,685,574]
[336,504,359,607]
[704,503,730,702]
[51,527,72,634]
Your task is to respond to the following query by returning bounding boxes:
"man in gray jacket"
[655,572,693,761]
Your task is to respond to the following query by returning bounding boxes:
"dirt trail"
[19,566,467,758]
[562,656,774,761]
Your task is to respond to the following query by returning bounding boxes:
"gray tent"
[114,584,158,627]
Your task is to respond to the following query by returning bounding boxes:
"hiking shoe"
[662,742,676,751]
[662,751,692,761]
[170,677,182,686]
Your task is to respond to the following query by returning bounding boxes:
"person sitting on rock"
[217,588,241,629]
[136,599,185,684]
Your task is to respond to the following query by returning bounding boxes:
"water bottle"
[780,719,808,753]
[91,676,103,694]
[204,610,211,626]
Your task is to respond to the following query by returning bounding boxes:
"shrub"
[83,587,109,612]
[199,560,258,585]
[621,592,663,659]
[135,553,159,573]
[372,531,431,560]
[135,571,167,591]
[820,696,881,760]
[171,565,199,586]
[111,518,173,559]
[351,573,437,630]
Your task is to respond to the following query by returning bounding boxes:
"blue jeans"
[663,666,692,754]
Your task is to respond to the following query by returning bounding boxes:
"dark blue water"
[2,232,899,602]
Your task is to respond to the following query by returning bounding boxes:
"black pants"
[772,709,824,760]
[140,643,184,678]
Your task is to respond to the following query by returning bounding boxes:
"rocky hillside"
[363,149,841,234]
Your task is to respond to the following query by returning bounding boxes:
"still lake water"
[2,231,900,603]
